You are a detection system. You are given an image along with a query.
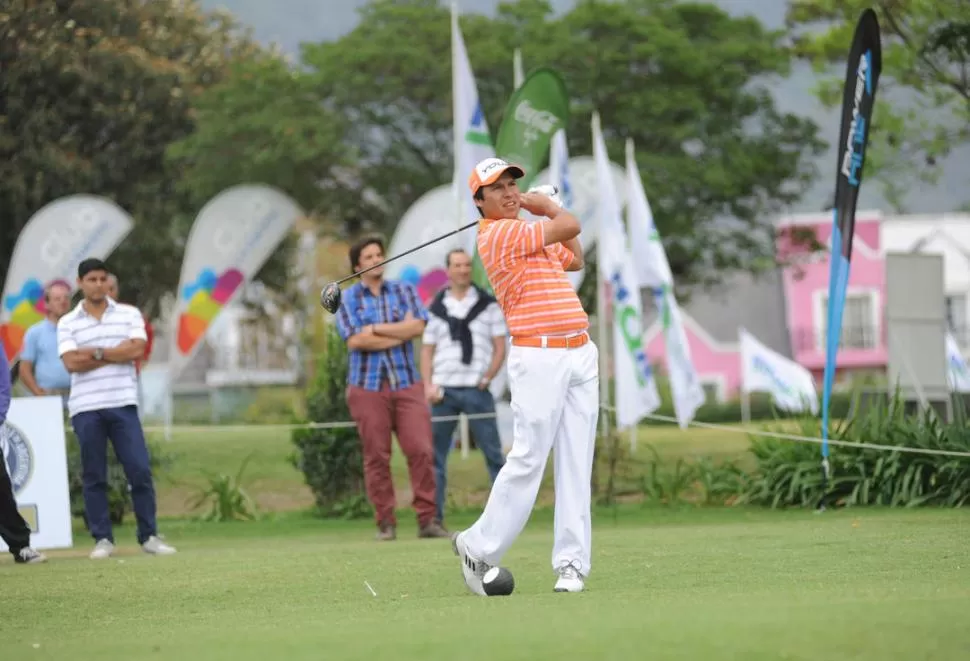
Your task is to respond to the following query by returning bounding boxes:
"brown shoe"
[376,523,396,541]
[418,520,450,539]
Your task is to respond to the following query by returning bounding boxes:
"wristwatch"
[94,348,104,361]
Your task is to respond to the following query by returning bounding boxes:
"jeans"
[431,386,506,522]
[71,405,157,545]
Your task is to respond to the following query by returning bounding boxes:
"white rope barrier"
[143,405,970,459]
[636,411,970,459]
[142,412,498,435]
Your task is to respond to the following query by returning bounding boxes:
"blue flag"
[820,9,882,489]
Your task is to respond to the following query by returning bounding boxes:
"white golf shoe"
[452,532,489,596]
[142,536,177,556]
[90,539,115,560]
[554,562,585,593]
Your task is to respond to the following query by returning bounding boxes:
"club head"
[319,282,342,313]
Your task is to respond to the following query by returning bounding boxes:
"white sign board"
[0,396,73,551]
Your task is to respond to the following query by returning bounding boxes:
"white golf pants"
[461,337,600,576]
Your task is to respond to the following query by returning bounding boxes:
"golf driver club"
[319,219,480,313]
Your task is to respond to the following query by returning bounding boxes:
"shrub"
[186,452,259,522]
[741,392,970,508]
[66,428,177,526]
[692,455,752,506]
[289,323,371,519]
[594,407,751,508]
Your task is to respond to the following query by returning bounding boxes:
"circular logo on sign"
[0,421,33,495]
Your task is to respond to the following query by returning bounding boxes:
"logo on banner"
[1,421,34,495]
[611,270,653,386]
[653,286,698,391]
[513,100,558,146]
[466,104,491,146]
[1,277,73,360]
[753,355,794,397]
[400,266,448,305]
[176,267,244,354]
[840,51,873,187]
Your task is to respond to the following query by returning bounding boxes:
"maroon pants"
[346,382,437,528]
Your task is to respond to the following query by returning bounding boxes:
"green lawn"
[147,422,754,518]
[4,506,968,660]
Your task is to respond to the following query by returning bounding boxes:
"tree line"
[1,0,966,319]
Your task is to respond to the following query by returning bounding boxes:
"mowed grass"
[2,506,968,661]
[147,422,754,517]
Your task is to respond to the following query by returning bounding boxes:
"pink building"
[776,211,887,384]
[639,210,970,403]
[641,270,792,403]
[641,211,891,403]
[642,312,741,403]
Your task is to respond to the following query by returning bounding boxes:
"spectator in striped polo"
[57,258,176,559]
[334,236,449,542]
[420,248,507,528]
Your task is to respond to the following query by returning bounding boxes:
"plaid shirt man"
[334,280,429,390]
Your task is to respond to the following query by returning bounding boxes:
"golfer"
[451,158,599,595]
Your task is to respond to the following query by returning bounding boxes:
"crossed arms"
[336,281,429,352]
[58,309,149,374]
[346,313,425,351]
[60,340,147,374]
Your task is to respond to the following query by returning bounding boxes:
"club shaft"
[336,220,480,284]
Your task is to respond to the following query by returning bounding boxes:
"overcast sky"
[200,0,968,216]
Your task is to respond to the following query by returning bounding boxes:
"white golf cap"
[468,158,526,195]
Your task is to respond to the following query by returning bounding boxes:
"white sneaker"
[451,532,489,596]
[554,562,585,593]
[15,547,47,564]
[90,539,114,560]
[142,535,177,556]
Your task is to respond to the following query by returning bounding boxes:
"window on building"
[817,292,877,350]
[699,378,724,404]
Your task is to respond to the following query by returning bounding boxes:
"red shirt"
[136,316,154,374]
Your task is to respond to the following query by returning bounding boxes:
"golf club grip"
[339,220,480,284]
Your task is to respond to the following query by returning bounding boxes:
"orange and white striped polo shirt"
[477,217,589,338]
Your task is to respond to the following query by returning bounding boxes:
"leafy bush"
[594,413,751,508]
[741,392,970,508]
[186,452,259,522]
[640,450,698,506]
[692,455,752,506]
[66,428,177,526]
[289,323,371,519]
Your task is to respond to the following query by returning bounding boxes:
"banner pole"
[598,268,610,439]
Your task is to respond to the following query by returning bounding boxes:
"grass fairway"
[147,422,754,517]
[4,506,968,661]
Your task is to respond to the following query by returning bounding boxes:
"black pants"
[0,451,32,556]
